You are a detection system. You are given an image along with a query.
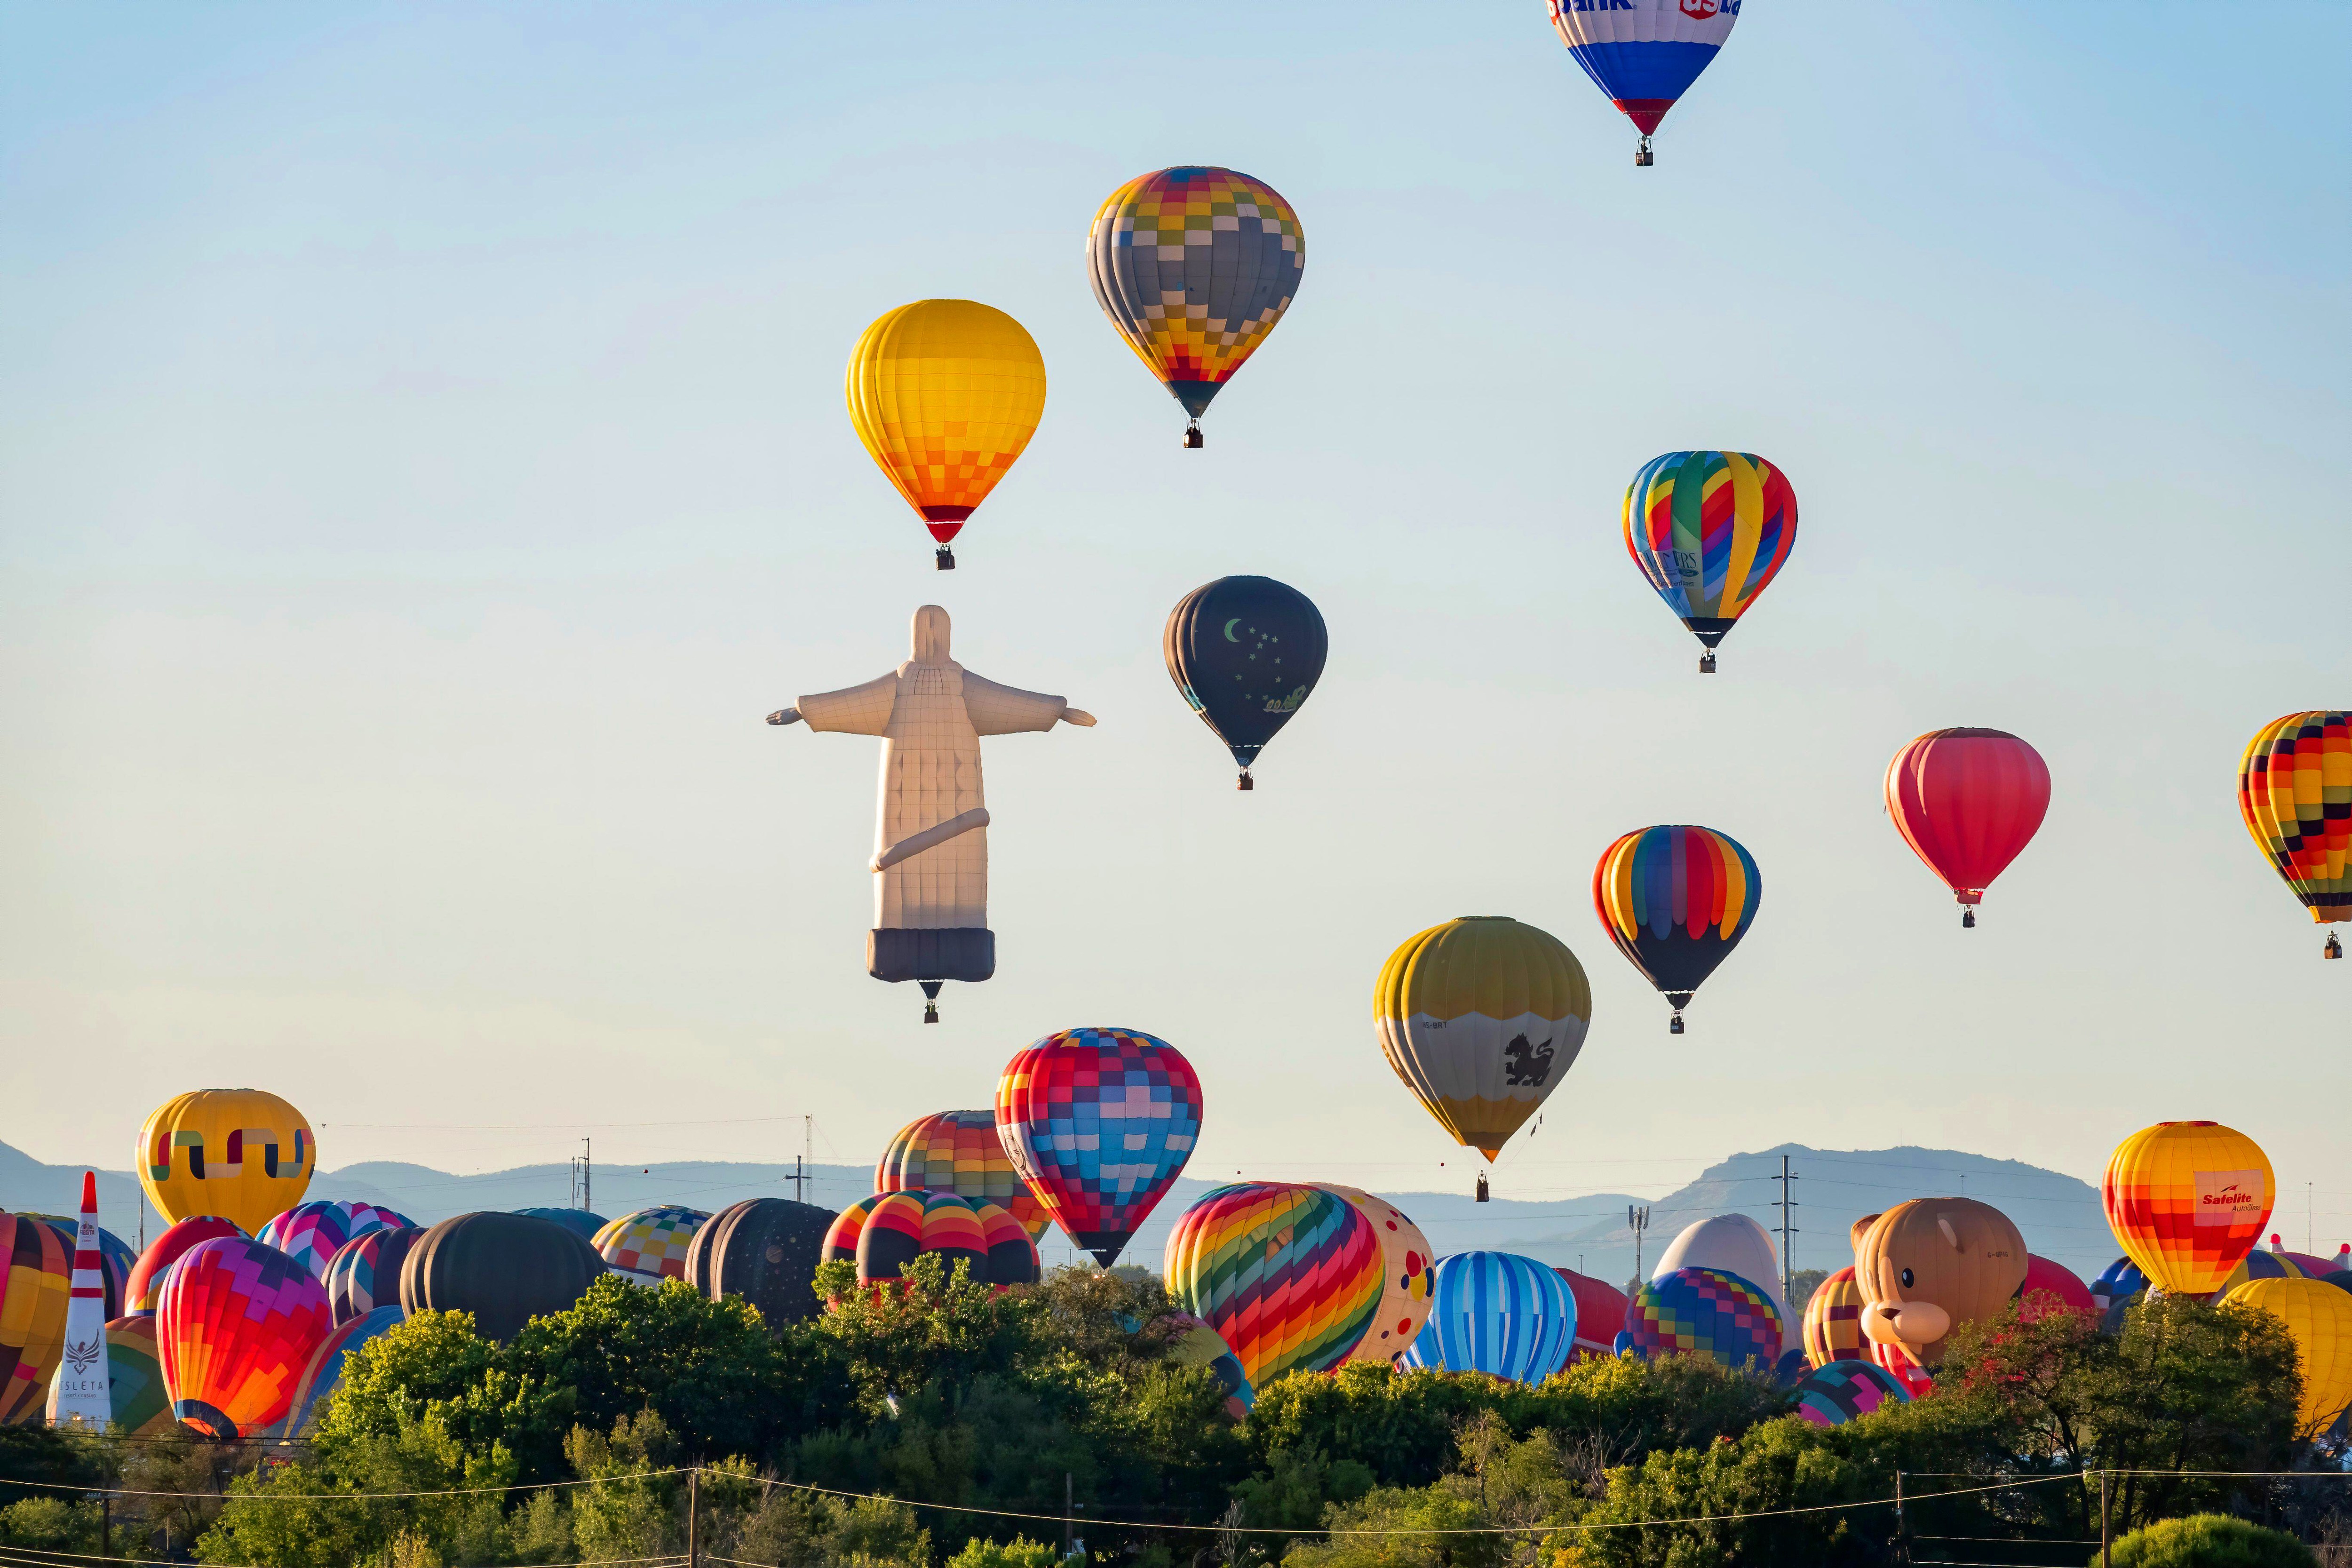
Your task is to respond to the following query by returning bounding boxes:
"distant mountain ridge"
[0,1138,2117,1281]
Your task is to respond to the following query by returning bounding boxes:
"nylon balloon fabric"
[1884,729,2050,918]
[1792,1359,1910,1429]
[0,1215,70,1425]
[685,1198,837,1329]
[137,1089,315,1236]
[1319,1186,1434,1364]
[823,1199,875,1267]
[399,1213,607,1344]
[1546,0,1739,140]
[1557,1268,1632,1364]
[592,1207,711,1287]
[1163,1184,1383,1391]
[155,1236,332,1439]
[2221,1277,2352,1436]
[853,1192,1038,1290]
[127,1217,244,1317]
[257,1201,414,1282]
[1592,825,1759,1026]
[2237,712,2351,927]
[995,1027,1203,1266]
[876,1110,1048,1241]
[2104,1121,2273,1297]
[1164,576,1327,780]
[1400,1251,1576,1385]
[322,1227,423,1324]
[1618,1267,1782,1372]
[1086,167,1303,426]
[1621,452,1796,658]
[272,1305,405,1439]
[513,1207,605,1242]
[1802,1266,1869,1369]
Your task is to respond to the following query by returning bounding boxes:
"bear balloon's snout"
[1863,1300,1951,1349]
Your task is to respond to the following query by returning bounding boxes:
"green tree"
[2105,1512,2314,1567]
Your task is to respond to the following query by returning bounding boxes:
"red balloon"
[1555,1267,1632,1364]
[2017,1254,2094,1322]
[127,1217,246,1317]
[1884,728,2050,926]
[155,1237,331,1439]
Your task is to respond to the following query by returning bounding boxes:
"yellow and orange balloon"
[138,1090,315,1237]
[2220,1276,2352,1437]
[2237,712,2350,957]
[2102,1121,2273,1297]
[845,300,1046,570]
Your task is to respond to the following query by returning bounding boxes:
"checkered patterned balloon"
[155,1236,332,1439]
[877,1110,1048,1241]
[322,1226,423,1324]
[1792,1359,1911,1428]
[2239,712,2352,927]
[1087,167,1303,426]
[995,1027,1202,1266]
[1620,1266,1783,1371]
[257,1201,416,1282]
[591,1207,711,1287]
[1802,1265,1868,1369]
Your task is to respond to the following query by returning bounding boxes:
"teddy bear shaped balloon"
[1852,1197,2029,1369]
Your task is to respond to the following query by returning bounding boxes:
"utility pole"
[2099,1471,2110,1568]
[570,1138,593,1212]
[687,1468,699,1568]
[2309,1182,2315,1255]
[1628,1205,1652,1284]
[1894,1471,1908,1565]
[1772,1154,1800,1303]
[1064,1472,1073,1560]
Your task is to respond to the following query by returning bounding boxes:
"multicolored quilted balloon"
[877,1110,1048,1241]
[995,1027,1203,1267]
[46,1316,172,1437]
[1617,1267,1782,1371]
[2104,1121,2273,1298]
[1319,1186,1433,1363]
[322,1226,423,1324]
[1621,452,1796,672]
[126,1217,245,1317]
[156,1236,332,1439]
[1802,1266,1869,1370]
[591,1207,711,1288]
[1086,167,1303,446]
[257,1201,414,1282]
[2238,712,2351,956]
[1792,1359,1911,1429]
[1402,1251,1576,1385]
[853,1191,1038,1290]
[0,1215,70,1425]
[1164,1184,1383,1391]
[1593,825,1761,1035]
[273,1305,405,1439]
[1547,0,1740,165]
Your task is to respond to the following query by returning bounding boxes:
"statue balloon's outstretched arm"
[767,708,800,725]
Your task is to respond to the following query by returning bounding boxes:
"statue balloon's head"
[911,605,952,665]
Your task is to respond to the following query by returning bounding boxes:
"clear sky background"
[3,4,2346,1242]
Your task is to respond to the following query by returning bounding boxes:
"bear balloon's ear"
[1851,1214,1881,1255]
[1938,1216,1962,1252]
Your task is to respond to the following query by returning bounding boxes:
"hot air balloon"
[845,299,1046,570]
[1592,826,1760,1035]
[0,1216,70,1426]
[1791,1360,1911,1429]
[323,1227,424,1324]
[995,1027,1203,1267]
[2220,1277,2352,1436]
[258,1201,413,1282]
[1556,1268,1632,1365]
[686,1198,838,1329]
[1871,1337,1934,1399]
[1165,1184,1383,1390]
[2104,1122,2274,1299]
[1085,166,1303,447]
[2237,712,2350,958]
[854,1192,1039,1290]
[156,1236,331,1439]
[1545,0,1740,166]
[1401,1252,1577,1385]
[2016,1255,2095,1323]
[46,1316,172,1437]
[1160,1313,1254,1420]
[1854,1199,2029,1368]
[1803,1266,1869,1369]
[1617,1267,1782,1371]
[1164,576,1327,790]
[1621,452,1796,673]
[590,1207,711,1288]
[1319,1186,1434,1364]
[138,1090,315,1236]
[877,1111,1048,1241]
[823,1199,875,1267]
[399,1213,608,1343]
[1884,729,2050,928]
[2090,1256,2147,1334]
[1375,917,1590,1171]
[273,1305,406,1440]
[28,1217,133,1321]
[513,1207,606,1242]
[127,1217,245,1318]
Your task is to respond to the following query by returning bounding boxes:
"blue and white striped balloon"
[1399,1251,1577,1385]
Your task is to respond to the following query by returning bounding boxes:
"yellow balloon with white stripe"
[1374,917,1591,1160]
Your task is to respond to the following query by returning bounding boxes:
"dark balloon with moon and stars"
[1163,575,1327,790]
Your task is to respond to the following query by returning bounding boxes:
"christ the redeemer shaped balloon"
[769,605,1094,1022]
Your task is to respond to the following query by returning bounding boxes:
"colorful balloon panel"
[127,1217,245,1317]
[1546,0,1739,139]
[591,1207,711,1288]
[853,1192,1037,1289]
[275,1305,406,1439]
[138,1089,315,1237]
[1402,1252,1576,1385]
[1163,576,1328,781]
[1884,729,2050,917]
[2220,1277,2352,1437]
[1320,1186,1433,1363]
[323,1227,423,1324]
[258,1201,414,1282]
[1592,824,1759,1028]
[2237,712,2352,927]
[1792,1359,1910,1429]
[1164,1184,1383,1391]
[0,1215,70,1426]
[844,299,1045,550]
[1556,1268,1632,1364]
[1870,1337,1934,1399]
[1619,1267,1781,1371]
[876,1110,1048,1241]
[1375,917,1591,1161]
[45,1316,171,1437]
[156,1237,332,1439]
[1085,166,1303,425]
[29,1218,132,1321]
[2104,1121,2274,1298]
[823,1198,875,1266]
[1803,1266,1868,1369]
[1620,452,1795,654]
[995,1027,1203,1267]
[1161,1312,1254,1421]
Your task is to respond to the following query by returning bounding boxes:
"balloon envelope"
[1652,1213,1791,1350]
[1546,0,1739,140]
[1620,1267,1781,1372]
[877,1111,1047,1241]
[2221,1276,2352,1437]
[0,1215,71,1426]
[1556,1268,1632,1365]
[686,1198,838,1329]
[822,1199,874,1267]
[1402,1251,1576,1385]
[1593,826,1760,1024]
[1164,1183,1383,1391]
[513,1207,605,1242]
[323,1227,423,1324]
[258,1201,413,1282]
[2103,1121,2274,1298]
[2237,712,2351,928]
[1621,451,1795,656]
[845,299,1045,553]
[1375,917,1590,1160]
[1086,166,1303,425]
[1803,1266,1869,1370]
[274,1305,405,1440]
[996,1027,1203,1266]
[1319,1186,1433,1363]
[2017,1255,2094,1322]
[854,1192,1038,1290]
[29,1218,132,1320]
[1854,1198,2027,1367]
[46,1316,171,1437]
[1161,1312,1254,1420]
[138,1089,315,1236]
[1884,730,2050,915]
[399,1212,607,1344]
[592,1207,712,1288]
[156,1237,331,1439]
[1792,1359,1910,1428]
[1163,576,1327,778]
[127,1217,245,1317]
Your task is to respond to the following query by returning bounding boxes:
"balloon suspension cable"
[1669,1011,1685,1036]
[1237,769,1254,791]
[2327,931,2343,961]
[1962,907,1977,929]
[1699,650,1716,674]
[1635,135,1654,168]
[1184,420,1203,450]
[935,545,955,571]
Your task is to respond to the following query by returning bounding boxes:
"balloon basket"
[1475,1172,1490,1204]
[1237,770,1254,791]
[1962,908,1976,929]
[920,980,943,1023]
[1669,1011,1685,1035]
[935,546,955,570]
[1635,136,1653,168]
[1184,422,1203,450]
[1698,651,1716,674]
[2327,932,2343,960]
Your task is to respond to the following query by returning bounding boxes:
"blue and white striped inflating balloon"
[1399,1251,1577,1385]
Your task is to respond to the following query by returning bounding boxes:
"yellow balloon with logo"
[137,1089,315,1235]
[2221,1276,2352,1437]
[1375,917,1590,1162]
[844,299,1046,571]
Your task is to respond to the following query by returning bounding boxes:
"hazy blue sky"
[3,3,2346,1259]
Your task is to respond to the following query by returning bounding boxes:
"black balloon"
[684,1198,836,1331]
[1164,576,1327,784]
[399,1211,606,1342]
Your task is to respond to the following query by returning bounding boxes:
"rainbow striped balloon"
[1163,1183,1382,1393]
[1622,451,1797,672]
[1592,824,1761,1033]
[854,1191,1038,1291]
[876,1110,1048,1241]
